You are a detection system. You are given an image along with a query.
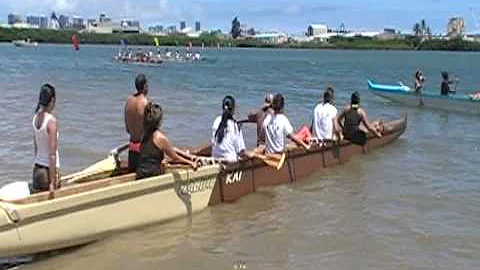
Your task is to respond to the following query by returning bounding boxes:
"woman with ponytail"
[136,102,197,180]
[32,84,60,193]
[211,96,252,162]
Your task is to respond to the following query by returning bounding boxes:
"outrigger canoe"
[0,165,220,257]
[0,115,406,257]
[368,80,480,115]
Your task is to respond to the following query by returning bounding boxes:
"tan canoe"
[0,165,220,257]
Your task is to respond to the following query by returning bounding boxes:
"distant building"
[26,15,48,28]
[58,15,69,28]
[72,16,84,29]
[99,14,111,23]
[8,13,22,25]
[448,17,465,37]
[377,28,403,40]
[167,25,177,34]
[180,20,186,30]
[254,32,288,44]
[307,24,328,36]
[87,19,96,26]
[117,19,140,33]
[148,25,164,34]
[195,21,201,32]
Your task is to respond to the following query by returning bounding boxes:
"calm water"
[0,44,479,269]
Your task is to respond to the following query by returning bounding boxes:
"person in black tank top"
[136,102,198,180]
[334,92,383,146]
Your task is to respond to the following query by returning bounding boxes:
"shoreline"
[2,27,480,52]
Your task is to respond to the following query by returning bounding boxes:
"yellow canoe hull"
[0,165,220,257]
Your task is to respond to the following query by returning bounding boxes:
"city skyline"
[1,0,480,34]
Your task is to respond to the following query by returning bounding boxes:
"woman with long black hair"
[32,84,60,193]
[136,102,197,180]
[211,96,251,162]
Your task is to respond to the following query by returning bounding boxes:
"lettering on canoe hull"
[180,177,216,195]
[225,171,243,185]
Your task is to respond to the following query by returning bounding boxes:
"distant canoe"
[367,80,480,115]
[12,40,38,48]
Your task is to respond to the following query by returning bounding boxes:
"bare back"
[124,94,148,142]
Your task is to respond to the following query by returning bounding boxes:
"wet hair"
[324,86,334,104]
[441,71,449,80]
[215,96,236,144]
[351,91,360,109]
[142,102,163,143]
[272,93,285,113]
[35,84,56,113]
[135,74,147,93]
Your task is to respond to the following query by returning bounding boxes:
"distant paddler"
[124,74,149,173]
[32,84,60,194]
[414,70,425,106]
[440,71,458,96]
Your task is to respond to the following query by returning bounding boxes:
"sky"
[1,0,480,34]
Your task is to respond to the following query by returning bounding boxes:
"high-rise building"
[58,15,69,28]
[195,21,201,32]
[180,20,186,30]
[72,16,84,29]
[8,13,22,25]
[168,25,177,34]
[26,15,40,27]
[40,16,48,28]
[447,17,465,37]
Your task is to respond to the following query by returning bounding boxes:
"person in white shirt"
[32,84,60,193]
[212,96,252,162]
[262,94,310,154]
[312,87,338,140]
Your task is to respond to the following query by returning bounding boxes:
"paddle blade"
[255,152,287,170]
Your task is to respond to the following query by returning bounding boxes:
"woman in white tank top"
[32,84,59,193]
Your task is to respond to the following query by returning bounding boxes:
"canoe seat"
[10,173,136,205]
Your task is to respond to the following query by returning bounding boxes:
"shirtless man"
[124,74,149,172]
[247,93,274,146]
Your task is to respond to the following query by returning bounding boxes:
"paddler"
[247,93,274,146]
[334,91,382,146]
[124,74,149,173]
[312,86,337,140]
[136,102,197,180]
[32,84,60,193]
[212,96,253,162]
[263,94,310,154]
[440,71,457,96]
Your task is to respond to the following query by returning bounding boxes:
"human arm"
[359,109,382,138]
[47,117,59,192]
[334,108,346,140]
[287,133,310,150]
[156,134,197,169]
[124,101,129,134]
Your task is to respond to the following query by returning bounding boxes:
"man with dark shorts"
[124,74,149,172]
[247,93,274,146]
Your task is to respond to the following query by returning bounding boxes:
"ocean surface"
[0,44,479,269]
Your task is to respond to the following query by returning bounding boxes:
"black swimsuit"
[343,108,367,146]
[136,135,165,180]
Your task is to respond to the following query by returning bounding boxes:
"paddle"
[252,152,287,170]
[61,143,128,185]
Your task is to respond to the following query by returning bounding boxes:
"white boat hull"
[0,165,220,257]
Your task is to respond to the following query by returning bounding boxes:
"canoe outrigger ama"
[0,115,406,257]
[367,80,480,115]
